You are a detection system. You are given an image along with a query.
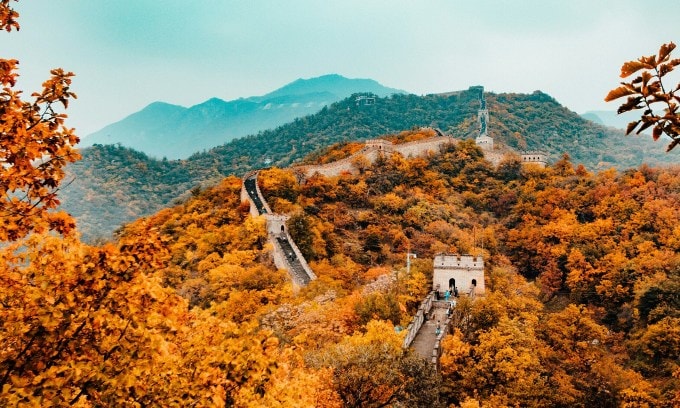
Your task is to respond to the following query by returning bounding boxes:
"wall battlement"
[521,150,548,167]
[294,132,457,179]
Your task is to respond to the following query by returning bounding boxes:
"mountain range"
[61,85,679,242]
[81,74,404,159]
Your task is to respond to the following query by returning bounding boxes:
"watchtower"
[365,138,393,152]
[355,95,376,106]
[521,150,548,167]
[432,254,485,298]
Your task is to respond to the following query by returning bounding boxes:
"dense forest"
[9,125,679,405]
[62,89,679,241]
[249,135,680,406]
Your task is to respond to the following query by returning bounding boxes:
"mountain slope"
[81,74,404,159]
[62,89,679,241]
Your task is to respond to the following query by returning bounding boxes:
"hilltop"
[81,74,403,159]
[61,88,679,241]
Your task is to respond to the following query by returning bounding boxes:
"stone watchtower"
[474,86,493,150]
[432,254,485,297]
[520,150,548,167]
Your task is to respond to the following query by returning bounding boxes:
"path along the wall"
[401,292,456,371]
[294,135,458,178]
[241,171,316,287]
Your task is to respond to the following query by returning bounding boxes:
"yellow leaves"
[459,398,481,408]
[439,330,472,376]
[372,192,406,214]
[565,248,599,294]
[0,228,190,406]
[0,1,19,32]
[0,56,80,241]
[657,42,677,63]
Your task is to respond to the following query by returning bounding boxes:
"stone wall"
[241,172,316,286]
[295,135,458,179]
[268,223,317,286]
[402,291,435,349]
[392,136,456,158]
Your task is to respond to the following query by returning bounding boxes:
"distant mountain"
[62,89,679,242]
[249,74,403,101]
[81,74,404,159]
[580,110,642,131]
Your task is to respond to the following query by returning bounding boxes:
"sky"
[3,0,679,137]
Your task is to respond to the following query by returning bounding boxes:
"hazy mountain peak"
[198,97,227,105]
[145,101,186,110]
[82,74,406,159]
[259,74,404,100]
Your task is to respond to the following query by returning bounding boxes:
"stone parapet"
[295,134,458,179]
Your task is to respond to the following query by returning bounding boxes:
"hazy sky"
[4,1,679,136]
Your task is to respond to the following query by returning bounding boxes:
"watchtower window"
[471,279,477,286]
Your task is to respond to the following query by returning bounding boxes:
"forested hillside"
[16,132,679,405]
[62,88,679,241]
[246,137,680,406]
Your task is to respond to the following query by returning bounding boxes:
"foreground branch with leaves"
[605,42,680,151]
[0,1,80,241]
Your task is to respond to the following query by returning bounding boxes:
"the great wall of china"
[293,131,458,178]
[240,87,549,366]
[240,131,459,286]
[241,172,317,287]
[240,86,548,286]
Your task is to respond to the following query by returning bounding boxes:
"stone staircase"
[241,171,316,286]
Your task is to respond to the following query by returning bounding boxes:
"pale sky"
[3,0,679,136]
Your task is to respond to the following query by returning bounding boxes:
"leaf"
[636,119,655,134]
[652,126,663,141]
[617,96,643,113]
[621,61,651,78]
[641,55,657,67]
[658,42,676,62]
[625,120,640,135]
[604,85,635,102]
[659,63,675,77]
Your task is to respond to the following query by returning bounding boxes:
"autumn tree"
[605,42,680,151]
[0,1,80,241]
[539,304,656,407]
[306,320,440,407]
[0,228,182,405]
